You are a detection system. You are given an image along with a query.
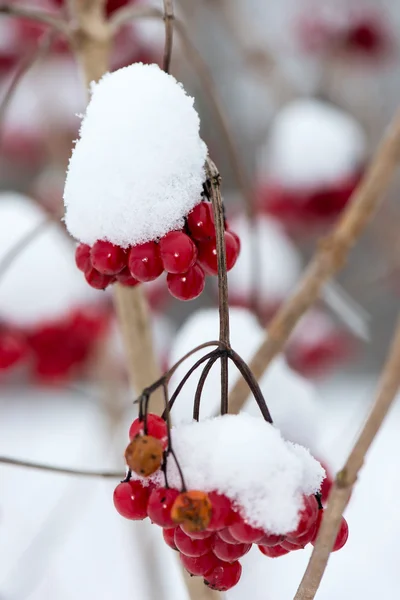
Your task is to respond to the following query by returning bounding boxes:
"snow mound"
[0,193,100,327]
[227,213,302,305]
[260,98,366,188]
[140,414,324,534]
[168,308,320,451]
[64,63,207,248]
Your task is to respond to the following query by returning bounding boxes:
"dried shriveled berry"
[171,490,212,532]
[124,435,163,477]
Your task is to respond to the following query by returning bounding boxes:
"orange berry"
[124,435,163,477]
[171,490,212,532]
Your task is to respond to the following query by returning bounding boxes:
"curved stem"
[227,349,273,423]
[162,0,174,73]
[193,354,222,421]
[0,5,69,34]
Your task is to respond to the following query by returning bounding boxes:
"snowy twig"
[0,456,122,478]
[0,4,69,34]
[294,312,400,600]
[228,105,400,413]
[162,0,174,73]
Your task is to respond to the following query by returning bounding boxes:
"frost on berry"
[124,435,163,477]
[63,63,207,248]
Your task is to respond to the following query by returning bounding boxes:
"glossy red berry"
[286,495,318,541]
[174,527,213,557]
[181,524,213,539]
[113,480,151,520]
[180,551,219,577]
[163,528,178,550]
[167,263,205,301]
[159,231,197,274]
[147,487,180,528]
[75,243,92,272]
[333,518,349,551]
[228,230,241,253]
[205,560,242,591]
[116,267,140,287]
[259,532,284,547]
[91,240,126,275]
[0,328,27,370]
[259,543,290,558]
[207,492,234,531]
[281,539,303,551]
[197,231,240,275]
[84,267,114,290]
[212,536,251,561]
[128,414,168,449]
[218,527,238,544]
[228,517,264,543]
[187,201,215,241]
[128,242,164,282]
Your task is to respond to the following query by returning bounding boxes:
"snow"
[260,98,366,188]
[227,213,302,305]
[168,308,320,451]
[139,413,324,534]
[0,193,101,327]
[64,63,208,248]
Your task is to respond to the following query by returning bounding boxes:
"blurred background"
[0,0,400,598]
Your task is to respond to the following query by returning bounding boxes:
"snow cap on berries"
[0,192,99,326]
[64,63,207,248]
[259,98,366,188]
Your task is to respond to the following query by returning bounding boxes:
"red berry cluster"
[75,200,240,301]
[113,413,349,591]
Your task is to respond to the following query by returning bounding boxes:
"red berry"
[128,414,168,449]
[286,495,318,541]
[259,544,290,558]
[84,267,114,290]
[180,551,219,577]
[281,539,303,551]
[91,240,126,275]
[187,201,215,241]
[128,242,164,282]
[0,328,27,370]
[228,230,241,253]
[159,231,197,274]
[212,536,251,561]
[228,517,264,543]
[205,560,242,591]
[259,532,284,547]
[147,487,180,528]
[207,492,234,531]
[174,527,213,557]
[333,518,348,551]
[218,528,238,544]
[163,528,178,550]
[116,267,140,287]
[181,524,213,539]
[167,264,205,301]
[197,231,240,275]
[75,243,91,272]
[113,480,151,520]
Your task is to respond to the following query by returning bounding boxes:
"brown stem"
[228,105,400,414]
[162,0,174,73]
[0,4,68,34]
[193,354,222,420]
[0,456,122,478]
[294,312,400,600]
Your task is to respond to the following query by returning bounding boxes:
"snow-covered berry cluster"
[114,413,347,591]
[74,199,240,300]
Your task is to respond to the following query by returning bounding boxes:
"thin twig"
[162,0,174,73]
[294,313,400,600]
[0,4,68,34]
[0,218,51,283]
[228,105,400,413]
[0,456,122,478]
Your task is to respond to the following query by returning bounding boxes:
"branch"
[228,105,400,413]
[0,456,122,478]
[294,312,400,600]
[0,4,68,34]
[0,218,51,283]
[162,0,174,73]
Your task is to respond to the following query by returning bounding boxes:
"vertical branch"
[294,313,400,600]
[162,0,174,73]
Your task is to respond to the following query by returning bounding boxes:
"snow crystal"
[227,213,302,305]
[168,308,320,451]
[260,98,366,188]
[64,63,207,248]
[0,193,101,327]
[141,414,324,534]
